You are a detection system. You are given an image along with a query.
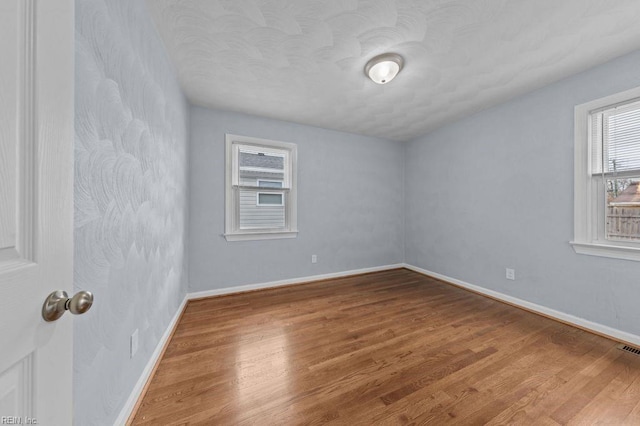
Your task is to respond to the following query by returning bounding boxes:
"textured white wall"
[405,49,640,339]
[189,106,404,291]
[74,0,189,425]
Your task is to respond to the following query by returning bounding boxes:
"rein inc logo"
[1,418,37,425]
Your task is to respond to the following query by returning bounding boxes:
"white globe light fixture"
[364,53,404,84]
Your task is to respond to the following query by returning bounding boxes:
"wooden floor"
[130,269,640,425]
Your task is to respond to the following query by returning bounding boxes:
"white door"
[0,0,74,424]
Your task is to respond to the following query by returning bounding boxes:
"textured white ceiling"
[146,0,640,142]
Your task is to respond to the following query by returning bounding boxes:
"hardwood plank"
[130,269,640,425]
[568,359,640,425]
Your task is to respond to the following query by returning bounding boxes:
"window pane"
[606,178,640,241]
[603,101,640,174]
[239,150,285,185]
[258,193,283,205]
[239,189,285,229]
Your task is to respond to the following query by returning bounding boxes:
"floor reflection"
[234,325,292,410]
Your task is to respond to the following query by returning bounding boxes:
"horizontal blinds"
[593,99,640,176]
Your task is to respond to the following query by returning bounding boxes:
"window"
[225,134,297,241]
[257,193,284,206]
[572,86,640,261]
[256,180,284,206]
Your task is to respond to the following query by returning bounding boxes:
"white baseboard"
[403,263,640,347]
[187,264,405,300]
[114,295,188,426]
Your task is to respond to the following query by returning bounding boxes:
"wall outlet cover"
[506,268,515,280]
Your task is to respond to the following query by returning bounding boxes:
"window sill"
[570,241,640,262]
[224,230,298,242]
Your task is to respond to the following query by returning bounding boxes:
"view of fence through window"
[607,178,640,241]
[603,103,640,241]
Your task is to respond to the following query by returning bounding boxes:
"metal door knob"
[42,290,94,322]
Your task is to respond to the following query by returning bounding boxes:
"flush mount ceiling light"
[364,53,404,85]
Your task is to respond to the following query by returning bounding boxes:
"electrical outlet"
[506,268,515,280]
[130,329,139,359]
[311,254,318,264]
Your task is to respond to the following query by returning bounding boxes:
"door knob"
[42,290,94,322]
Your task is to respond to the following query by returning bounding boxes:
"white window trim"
[572,85,640,261]
[241,166,284,174]
[224,134,298,242]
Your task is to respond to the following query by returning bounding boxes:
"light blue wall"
[189,106,404,292]
[74,0,189,424]
[405,49,640,337]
